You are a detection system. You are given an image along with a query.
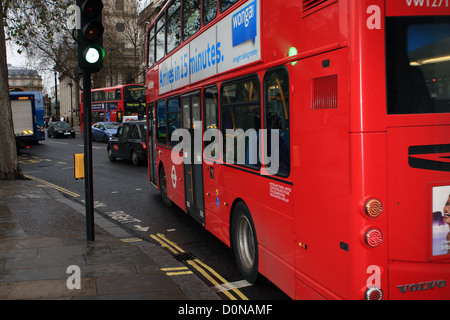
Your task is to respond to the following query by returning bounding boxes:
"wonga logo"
[232,0,257,47]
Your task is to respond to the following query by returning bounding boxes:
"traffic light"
[77,0,104,72]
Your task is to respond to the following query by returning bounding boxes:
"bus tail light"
[364,198,383,218]
[365,287,383,300]
[364,228,383,248]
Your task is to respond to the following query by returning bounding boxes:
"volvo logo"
[397,280,446,293]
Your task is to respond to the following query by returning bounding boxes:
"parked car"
[92,122,120,142]
[47,121,75,138]
[107,120,147,166]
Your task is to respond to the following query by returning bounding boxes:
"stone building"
[57,0,170,126]
[8,64,43,92]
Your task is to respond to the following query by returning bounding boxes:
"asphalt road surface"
[18,131,289,300]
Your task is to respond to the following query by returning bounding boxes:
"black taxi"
[107,120,147,166]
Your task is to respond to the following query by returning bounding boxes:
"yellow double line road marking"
[150,233,249,300]
[161,266,193,276]
[25,175,80,198]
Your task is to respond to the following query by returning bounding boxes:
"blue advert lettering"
[232,0,257,47]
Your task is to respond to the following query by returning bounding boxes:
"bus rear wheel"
[232,202,260,284]
[159,166,173,207]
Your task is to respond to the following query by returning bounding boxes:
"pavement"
[0,178,220,300]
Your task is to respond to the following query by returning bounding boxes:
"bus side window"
[219,0,238,13]
[167,0,181,54]
[156,13,166,61]
[204,86,219,158]
[156,100,167,145]
[221,76,261,169]
[148,25,155,68]
[167,96,182,147]
[182,0,201,41]
[264,67,290,177]
[203,0,217,26]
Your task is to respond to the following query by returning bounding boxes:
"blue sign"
[232,0,257,47]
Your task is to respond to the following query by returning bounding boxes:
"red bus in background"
[80,84,146,131]
[145,0,450,300]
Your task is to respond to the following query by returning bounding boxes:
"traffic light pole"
[82,69,95,241]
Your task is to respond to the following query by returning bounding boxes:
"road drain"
[174,252,196,261]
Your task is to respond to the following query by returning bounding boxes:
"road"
[18,131,289,300]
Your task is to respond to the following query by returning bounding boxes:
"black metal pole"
[82,70,95,241]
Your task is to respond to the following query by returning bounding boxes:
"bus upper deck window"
[147,26,155,67]
[167,0,181,53]
[219,0,238,13]
[156,14,166,61]
[182,0,201,41]
[203,0,217,26]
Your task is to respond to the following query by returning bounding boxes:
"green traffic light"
[84,45,105,64]
[86,47,100,63]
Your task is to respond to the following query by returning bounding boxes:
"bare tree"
[1,0,73,179]
[0,0,23,179]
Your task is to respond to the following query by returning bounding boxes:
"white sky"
[6,42,28,68]
[5,0,150,93]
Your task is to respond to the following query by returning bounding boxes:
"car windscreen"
[53,122,71,128]
[104,123,119,129]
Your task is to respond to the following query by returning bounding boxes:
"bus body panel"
[387,125,450,300]
[389,260,450,299]
[158,148,186,210]
[146,0,450,299]
[388,125,450,262]
[291,47,369,299]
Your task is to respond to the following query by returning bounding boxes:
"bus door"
[182,92,205,225]
[148,103,157,187]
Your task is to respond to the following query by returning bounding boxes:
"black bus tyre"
[231,202,260,284]
[159,166,173,207]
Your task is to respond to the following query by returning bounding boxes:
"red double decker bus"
[145,0,450,299]
[80,84,146,131]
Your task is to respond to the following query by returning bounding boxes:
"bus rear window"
[386,16,450,114]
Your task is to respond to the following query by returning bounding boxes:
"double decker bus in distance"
[80,84,146,131]
[145,0,450,300]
